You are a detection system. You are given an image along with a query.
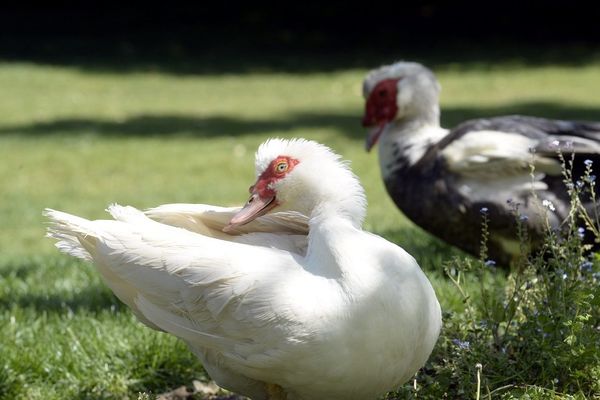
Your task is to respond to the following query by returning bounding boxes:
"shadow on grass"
[3,41,600,76]
[1,101,599,140]
[441,102,600,129]
[0,261,40,280]
[0,112,360,139]
[0,258,124,314]
[4,286,125,314]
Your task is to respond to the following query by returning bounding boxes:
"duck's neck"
[305,209,360,279]
[300,167,366,231]
[378,114,447,179]
[296,161,367,279]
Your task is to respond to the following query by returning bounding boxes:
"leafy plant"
[391,153,600,399]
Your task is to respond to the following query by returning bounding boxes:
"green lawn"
[2,59,600,399]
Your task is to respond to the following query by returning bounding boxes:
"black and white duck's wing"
[438,115,600,182]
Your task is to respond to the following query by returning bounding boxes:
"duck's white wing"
[441,130,562,179]
[438,130,563,204]
[145,203,309,236]
[434,116,600,206]
[45,205,326,373]
[145,203,309,255]
[440,116,600,181]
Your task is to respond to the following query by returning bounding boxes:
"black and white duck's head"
[227,139,366,229]
[362,62,441,151]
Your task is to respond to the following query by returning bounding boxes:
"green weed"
[391,155,600,399]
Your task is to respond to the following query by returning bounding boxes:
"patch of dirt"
[154,380,249,400]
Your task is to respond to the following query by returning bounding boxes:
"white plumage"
[45,138,441,400]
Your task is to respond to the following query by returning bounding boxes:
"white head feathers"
[254,138,367,227]
[363,61,439,97]
[363,61,441,125]
[254,138,342,176]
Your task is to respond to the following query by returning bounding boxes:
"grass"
[1,56,600,399]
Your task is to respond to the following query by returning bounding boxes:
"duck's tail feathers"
[43,208,96,261]
[106,203,149,224]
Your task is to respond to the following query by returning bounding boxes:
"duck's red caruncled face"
[252,156,300,198]
[225,156,300,231]
[362,79,399,151]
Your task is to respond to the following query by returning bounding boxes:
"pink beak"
[223,192,277,232]
[365,123,386,152]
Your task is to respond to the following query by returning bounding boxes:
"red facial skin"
[362,78,399,151]
[252,156,300,200]
[225,155,300,231]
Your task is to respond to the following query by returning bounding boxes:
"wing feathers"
[44,204,309,369]
[135,294,236,347]
[146,203,308,236]
[145,203,309,254]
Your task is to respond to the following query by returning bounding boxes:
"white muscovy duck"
[44,138,441,400]
[362,61,600,266]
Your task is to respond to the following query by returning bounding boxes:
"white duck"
[45,138,441,400]
[362,61,600,266]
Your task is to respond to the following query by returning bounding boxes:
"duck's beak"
[365,123,386,152]
[362,109,387,152]
[224,192,277,232]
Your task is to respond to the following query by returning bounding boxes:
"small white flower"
[542,199,556,211]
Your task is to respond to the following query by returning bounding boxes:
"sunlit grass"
[2,59,600,398]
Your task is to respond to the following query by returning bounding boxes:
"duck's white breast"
[271,235,441,399]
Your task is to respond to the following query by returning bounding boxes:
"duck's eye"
[379,89,388,97]
[275,161,288,173]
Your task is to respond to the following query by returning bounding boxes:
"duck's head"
[226,138,366,230]
[362,62,441,151]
